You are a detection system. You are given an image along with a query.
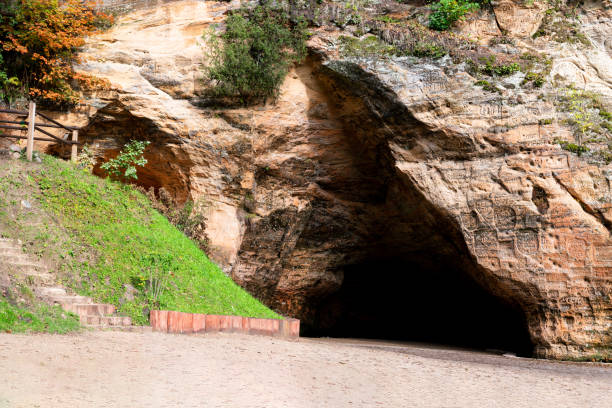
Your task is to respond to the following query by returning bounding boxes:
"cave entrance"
[306,254,534,357]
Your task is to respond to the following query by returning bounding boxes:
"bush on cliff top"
[204,2,307,103]
[429,0,480,31]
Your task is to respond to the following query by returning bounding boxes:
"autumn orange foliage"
[0,0,112,108]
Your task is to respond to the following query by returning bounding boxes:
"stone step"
[0,238,21,244]
[0,253,32,263]
[3,261,47,271]
[0,248,24,257]
[81,315,132,327]
[0,244,21,251]
[0,244,21,250]
[44,294,93,305]
[88,325,151,333]
[35,287,67,297]
[62,303,115,317]
[17,272,54,285]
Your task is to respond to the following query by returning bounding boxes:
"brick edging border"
[150,310,300,339]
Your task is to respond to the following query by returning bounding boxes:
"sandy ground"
[0,332,610,408]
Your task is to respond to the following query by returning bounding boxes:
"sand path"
[0,331,610,407]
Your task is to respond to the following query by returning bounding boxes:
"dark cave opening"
[304,256,534,357]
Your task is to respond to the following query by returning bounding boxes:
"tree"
[0,0,112,108]
[204,2,307,103]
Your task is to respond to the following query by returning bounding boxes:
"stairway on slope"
[0,237,133,329]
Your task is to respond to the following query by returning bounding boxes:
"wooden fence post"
[26,101,36,162]
[71,130,78,162]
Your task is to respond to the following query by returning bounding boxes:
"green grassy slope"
[0,300,80,334]
[0,155,278,326]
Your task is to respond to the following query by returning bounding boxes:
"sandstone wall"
[96,0,191,14]
[50,0,612,359]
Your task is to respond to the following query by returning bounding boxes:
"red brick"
[219,315,232,332]
[246,318,260,335]
[248,318,278,336]
[150,310,159,330]
[180,312,194,334]
[152,310,298,339]
[279,319,287,337]
[267,319,280,336]
[167,311,181,333]
[154,310,169,332]
[192,313,206,333]
[205,314,220,332]
[241,316,250,333]
[230,316,243,332]
[288,319,300,338]
[272,319,280,334]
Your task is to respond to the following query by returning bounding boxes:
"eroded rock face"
[493,0,548,37]
[54,0,611,359]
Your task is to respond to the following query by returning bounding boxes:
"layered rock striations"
[43,0,611,359]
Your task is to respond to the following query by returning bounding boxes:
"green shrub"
[480,56,519,76]
[429,0,480,31]
[469,56,521,77]
[100,140,150,181]
[492,62,520,76]
[474,79,500,93]
[339,35,447,60]
[551,88,612,159]
[522,71,545,88]
[374,15,402,24]
[338,35,398,57]
[411,42,447,59]
[555,139,589,155]
[0,54,21,106]
[597,150,612,164]
[600,110,612,122]
[204,3,307,103]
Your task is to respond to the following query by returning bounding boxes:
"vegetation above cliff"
[0,156,279,326]
[428,0,480,31]
[0,0,112,108]
[204,2,307,103]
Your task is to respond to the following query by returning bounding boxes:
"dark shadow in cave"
[290,58,536,357]
[304,255,534,357]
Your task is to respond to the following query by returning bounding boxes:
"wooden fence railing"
[0,102,80,162]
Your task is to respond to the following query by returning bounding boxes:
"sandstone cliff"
[40,0,611,359]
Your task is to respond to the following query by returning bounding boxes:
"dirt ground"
[0,331,610,408]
